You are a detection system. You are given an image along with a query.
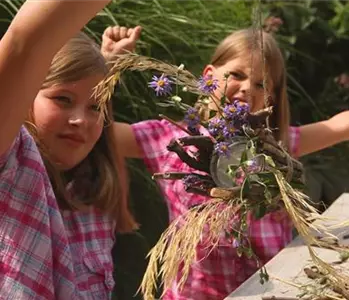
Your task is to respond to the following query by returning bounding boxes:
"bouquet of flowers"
[94,53,349,300]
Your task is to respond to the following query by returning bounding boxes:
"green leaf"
[264,155,276,168]
[240,150,248,164]
[227,167,239,182]
[253,204,267,220]
[249,141,257,157]
[241,179,250,198]
[264,188,273,203]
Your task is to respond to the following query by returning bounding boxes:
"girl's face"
[33,74,104,170]
[204,53,274,113]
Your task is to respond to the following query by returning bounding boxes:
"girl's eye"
[90,104,100,112]
[229,72,244,80]
[256,82,264,89]
[54,96,71,103]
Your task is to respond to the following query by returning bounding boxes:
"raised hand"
[101,25,142,61]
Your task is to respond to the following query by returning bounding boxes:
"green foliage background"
[1,1,349,299]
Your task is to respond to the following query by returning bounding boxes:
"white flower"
[171,95,182,102]
[201,98,211,105]
[182,86,188,92]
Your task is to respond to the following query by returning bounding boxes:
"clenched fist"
[101,25,142,61]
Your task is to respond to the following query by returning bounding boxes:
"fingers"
[103,25,142,41]
[103,26,115,39]
[130,25,142,41]
[119,26,128,39]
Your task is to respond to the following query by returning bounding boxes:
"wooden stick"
[152,172,191,180]
[261,143,304,172]
[167,139,210,173]
[261,297,300,300]
[210,187,241,199]
[159,114,193,136]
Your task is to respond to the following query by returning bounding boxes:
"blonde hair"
[27,32,137,233]
[210,28,290,146]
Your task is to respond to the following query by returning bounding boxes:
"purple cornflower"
[148,73,172,96]
[184,107,200,127]
[208,118,224,139]
[222,101,250,130]
[188,126,201,136]
[214,141,230,157]
[223,104,237,120]
[198,74,219,94]
[222,122,238,140]
[233,100,250,114]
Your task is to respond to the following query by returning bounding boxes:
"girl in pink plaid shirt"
[103,26,349,300]
[0,1,142,299]
[25,32,140,299]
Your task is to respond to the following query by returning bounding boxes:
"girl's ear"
[202,64,214,76]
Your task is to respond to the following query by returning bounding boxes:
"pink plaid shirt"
[0,126,115,299]
[132,120,300,300]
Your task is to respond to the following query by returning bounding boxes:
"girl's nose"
[68,110,87,127]
[240,79,251,94]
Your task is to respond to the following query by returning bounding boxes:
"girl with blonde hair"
[0,0,118,299]
[0,0,142,298]
[27,31,138,299]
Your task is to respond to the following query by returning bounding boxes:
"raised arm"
[113,122,143,158]
[298,110,349,157]
[0,0,110,156]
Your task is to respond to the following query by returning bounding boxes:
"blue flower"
[223,104,238,120]
[198,74,219,94]
[233,100,250,114]
[214,141,230,157]
[222,122,239,140]
[208,118,224,139]
[184,107,200,128]
[222,101,250,130]
[148,73,172,96]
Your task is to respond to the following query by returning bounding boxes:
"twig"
[247,106,273,128]
[159,114,193,136]
[152,171,213,182]
[261,297,300,300]
[177,136,214,152]
[261,142,304,172]
[304,267,349,299]
[177,135,214,165]
[167,139,210,172]
[152,172,192,180]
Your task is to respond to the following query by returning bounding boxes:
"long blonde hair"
[27,32,137,233]
[210,28,290,146]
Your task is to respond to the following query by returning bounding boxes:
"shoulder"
[131,119,180,151]
[131,119,171,136]
[131,119,188,172]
